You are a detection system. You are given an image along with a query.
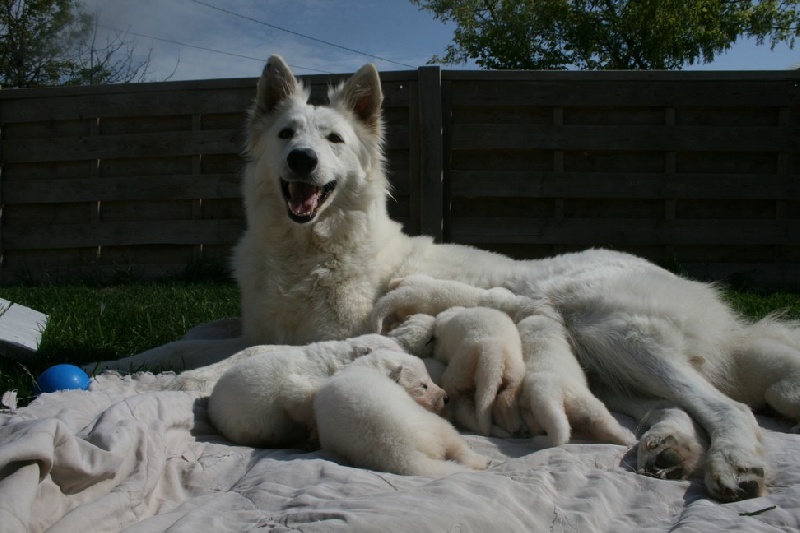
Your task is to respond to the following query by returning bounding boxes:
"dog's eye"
[422,383,428,390]
[327,132,344,144]
[278,128,294,140]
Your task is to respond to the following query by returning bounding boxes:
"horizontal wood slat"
[4,220,245,250]
[449,172,800,199]
[450,218,798,246]
[450,124,797,152]
[1,67,797,286]
[3,174,242,203]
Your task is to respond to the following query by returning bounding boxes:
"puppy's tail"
[474,347,505,437]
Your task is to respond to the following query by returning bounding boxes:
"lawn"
[1,280,799,406]
[0,280,240,403]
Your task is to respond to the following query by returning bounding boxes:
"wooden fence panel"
[0,73,418,282]
[442,70,800,286]
[1,68,798,287]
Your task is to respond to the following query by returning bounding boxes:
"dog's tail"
[474,346,505,436]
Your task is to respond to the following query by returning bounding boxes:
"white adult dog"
[315,365,490,478]
[209,340,446,447]
[388,305,526,437]
[93,55,800,501]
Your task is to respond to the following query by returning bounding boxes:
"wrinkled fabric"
[1,372,798,532]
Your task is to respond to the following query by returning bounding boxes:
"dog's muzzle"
[280,179,337,224]
[280,148,337,224]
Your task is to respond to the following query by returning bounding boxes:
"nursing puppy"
[209,339,446,447]
[315,365,490,477]
[380,275,635,447]
[389,307,525,437]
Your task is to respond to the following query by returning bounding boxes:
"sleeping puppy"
[209,341,446,448]
[173,333,403,395]
[389,308,525,437]
[315,365,491,478]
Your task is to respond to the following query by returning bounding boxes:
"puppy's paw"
[463,451,491,471]
[167,369,217,394]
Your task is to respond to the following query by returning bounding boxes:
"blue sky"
[83,0,799,81]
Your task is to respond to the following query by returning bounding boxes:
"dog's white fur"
[384,276,634,446]
[208,335,445,447]
[315,364,490,477]
[93,55,800,501]
[388,304,525,437]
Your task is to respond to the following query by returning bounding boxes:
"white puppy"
[173,333,401,395]
[315,365,491,477]
[379,275,635,447]
[208,337,446,447]
[390,307,525,437]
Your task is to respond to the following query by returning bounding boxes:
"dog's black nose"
[287,148,318,176]
[443,396,449,405]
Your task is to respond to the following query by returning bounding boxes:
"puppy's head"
[385,314,437,357]
[389,362,448,414]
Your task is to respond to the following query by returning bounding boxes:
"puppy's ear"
[353,346,373,357]
[331,63,382,133]
[388,364,404,383]
[254,55,298,116]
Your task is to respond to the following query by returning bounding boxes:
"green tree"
[413,0,800,69]
[0,0,154,87]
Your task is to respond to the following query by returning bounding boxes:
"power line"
[186,0,416,69]
[97,24,334,74]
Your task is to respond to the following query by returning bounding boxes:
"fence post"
[417,66,444,242]
[0,94,4,285]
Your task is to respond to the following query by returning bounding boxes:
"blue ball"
[36,364,91,394]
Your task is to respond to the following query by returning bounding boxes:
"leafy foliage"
[0,0,155,87]
[413,0,800,69]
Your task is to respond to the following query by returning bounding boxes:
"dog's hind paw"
[638,433,700,481]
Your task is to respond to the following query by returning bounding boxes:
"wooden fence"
[1,67,798,286]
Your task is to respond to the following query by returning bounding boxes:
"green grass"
[0,280,239,403]
[1,280,799,407]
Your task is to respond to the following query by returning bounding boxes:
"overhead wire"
[186,0,416,69]
[97,24,334,74]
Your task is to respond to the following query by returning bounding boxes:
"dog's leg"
[447,397,514,438]
[517,314,636,447]
[765,378,800,433]
[734,333,800,433]
[374,276,526,333]
[492,376,523,436]
[599,391,706,480]
[87,336,253,375]
[441,430,491,471]
[583,314,767,501]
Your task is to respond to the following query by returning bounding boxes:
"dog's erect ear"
[332,63,382,132]
[254,55,298,115]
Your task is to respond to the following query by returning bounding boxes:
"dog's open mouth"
[280,179,337,224]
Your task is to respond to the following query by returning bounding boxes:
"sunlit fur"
[95,55,800,502]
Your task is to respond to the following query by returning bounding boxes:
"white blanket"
[1,372,798,532]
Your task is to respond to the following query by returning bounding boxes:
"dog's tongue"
[288,182,321,215]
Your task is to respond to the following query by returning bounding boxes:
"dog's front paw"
[704,442,767,502]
